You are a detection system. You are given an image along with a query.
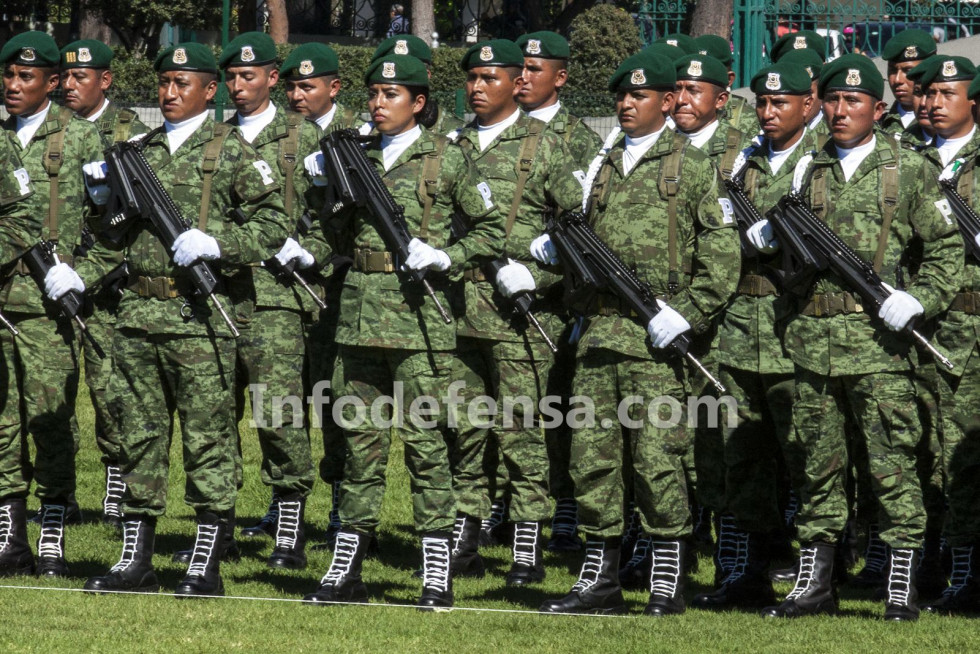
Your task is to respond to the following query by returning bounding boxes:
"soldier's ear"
[100,69,113,93]
[204,76,219,102]
[872,99,888,121]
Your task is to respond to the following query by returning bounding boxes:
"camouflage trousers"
[0,311,79,502]
[308,304,345,487]
[109,329,238,517]
[335,344,457,534]
[451,336,553,523]
[938,345,980,547]
[545,324,578,500]
[793,366,925,549]
[571,348,692,540]
[234,307,315,497]
[84,300,121,465]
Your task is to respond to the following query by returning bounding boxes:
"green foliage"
[83,0,222,56]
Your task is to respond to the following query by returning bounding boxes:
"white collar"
[682,119,721,150]
[164,110,210,155]
[380,125,422,170]
[315,104,339,131]
[767,128,806,175]
[808,110,824,132]
[477,108,522,151]
[237,102,277,143]
[86,98,111,122]
[936,125,977,167]
[15,101,51,148]
[527,101,561,124]
[835,135,877,182]
[623,124,667,175]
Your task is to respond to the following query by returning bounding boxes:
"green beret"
[674,54,728,88]
[909,55,976,89]
[772,30,827,62]
[460,39,523,70]
[60,39,113,69]
[881,29,937,63]
[751,63,812,95]
[655,33,697,55]
[515,31,569,60]
[641,43,685,63]
[0,31,60,67]
[969,75,980,99]
[364,54,429,88]
[818,53,883,100]
[608,52,676,92]
[372,35,431,64]
[219,31,277,69]
[154,43,217,74]
[694,34,732,68]
[280,43,339,79]
[778,48,823,80]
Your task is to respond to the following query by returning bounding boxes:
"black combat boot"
[84,518,159,593]
[304,530,370,604]
[29,499,82,526]
[310,481,344,552]
[917,528,947,599]
[619,535,651,590]
[240,491,280,539]
[923,544,980,614]
[506,521,545,586]
[479,500,509,547]
[711,514,740,586]
[547,498,584,552]
[691,504,714,553]
[450,515,485,578]
[418,532,454,610]
[267,495,307,570]
[644,540,686,616]
[762,542,838,618]
[174,512,229,598]
[693,530,776,610]
[0,499,34,576]
[172,509,240,564]
[851,523,888,588]
[36,503,70,577]
[883,548,919,621]
[620,504,641,557]
[540,538,626,615]
[102,465,125,528]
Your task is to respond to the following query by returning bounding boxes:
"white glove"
[878,283,924,332]
[529,233,558,265]
[82,161,109,206]
[304,152,327,187]
[646,300,691,348]
[128,133,148,143]
[974,232,980,251]
[404,238,450,272]
[495,258,536,298]
[172,229,220,266]
[44,261,85,300]
[746,219,779,254]
[275,237,315,270]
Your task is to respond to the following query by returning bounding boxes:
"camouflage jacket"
[544,104,602,168]
[695,122,746,178]
[879,101,915,140]
[782,134,963,376]
[317,101,365,133]
[454,113,580,344]
[721,94,759,143]
[327,126,504,351]
[0,131,43,266]
[898,124,933,152]
[95,102,149,146]
[1,102,102,313]
[432,102,465,136]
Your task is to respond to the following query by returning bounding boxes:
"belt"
[463,268,487,283]
[737,274,779,297]
[352,248,396,273]
[127,276,181,300]
[798,292,864,317]
[949,291,980,315]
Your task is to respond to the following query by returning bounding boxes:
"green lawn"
[0,386,974,653]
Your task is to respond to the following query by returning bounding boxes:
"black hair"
[406,85,438,129]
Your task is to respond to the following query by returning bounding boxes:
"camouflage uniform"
[783,136,962,550]
[879,102,915,140]
[721,94,760,142]
[899,125,933,152]
[432,103,465,136]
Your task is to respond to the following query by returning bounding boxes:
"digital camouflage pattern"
[721,94,760,143]
[432,103,464,136]
[878,101,915,140]
[545,104,602,168]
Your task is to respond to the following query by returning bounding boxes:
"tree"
[689,0,732,39]
[412,0,435,45]
[81,0,221,56]
[266,0,288,43]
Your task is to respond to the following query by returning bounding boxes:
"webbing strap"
[280,112,304,216]
[198,123,232,230]
[718,126,743,181]
[658,135,685,292]
[42,106,73,241]
[872,140,900,274]
[505,123,544,238]
[417,137,448,240]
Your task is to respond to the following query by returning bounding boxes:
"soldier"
[535,49,740,616]
[0,30,103,576]
[693,34,759,138]
[900,76,935,150]
[59,37,149,527]
[81,42,290,597]
[654,33,697,55]
[302,54,503,609]
[692,62,822,610]
[879,30,936,139]
[281,43,364,134]
[447,39,578,587]
[769,30,827,64]
[757,54,963,621]
[777,47,829,138]
[0,131,48,576]
[215,31,322,569]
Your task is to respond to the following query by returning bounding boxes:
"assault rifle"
[0,308,17,336]
[766,193,954,370]
[546,211,726,393]
[724,177,764,257]
[319,128,451,324]
[938,178,980,261]
[103,140,240,338]
[22,241,104,358]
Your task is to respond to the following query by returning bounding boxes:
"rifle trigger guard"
[180,299,195,320]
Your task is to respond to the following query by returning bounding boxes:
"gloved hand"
[646,300,691,348]
[974,232,980,251]
[172,229,220,266]
[529,233,558,265]
[82,161,110,206]
[746,219,779,254]
[495,258,536,298]
[304,152,327,187]
[275,237,315,270]
[44,261,85,300]
[404,238,450,272]
[879,283,924,332]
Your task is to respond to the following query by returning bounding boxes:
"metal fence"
[635,0,695,43]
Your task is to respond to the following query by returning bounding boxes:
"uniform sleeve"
[442,145,505,278]
[296,121,334,267]
[0,139,42,265]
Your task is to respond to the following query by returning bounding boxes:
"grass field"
[0,388,974,653]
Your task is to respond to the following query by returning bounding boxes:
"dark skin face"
[61,67,112,118]
[224,64,277,116]
[672,79,728,133]
[466,66,522,125]
[367,83,424,136]
[755,92,812,150]
[887,60,920,110]
[158,70,217,122]
[517,57,566,111]
[822,89,887,148]
[285,75,341,119]
[3,64,58,116]
[913,84,935,136]
[924,80,976,140]
[616,87,675,137]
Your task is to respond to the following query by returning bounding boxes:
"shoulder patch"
[252,160,275,186]
[13,167,31,196]
[476,181,493,209]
